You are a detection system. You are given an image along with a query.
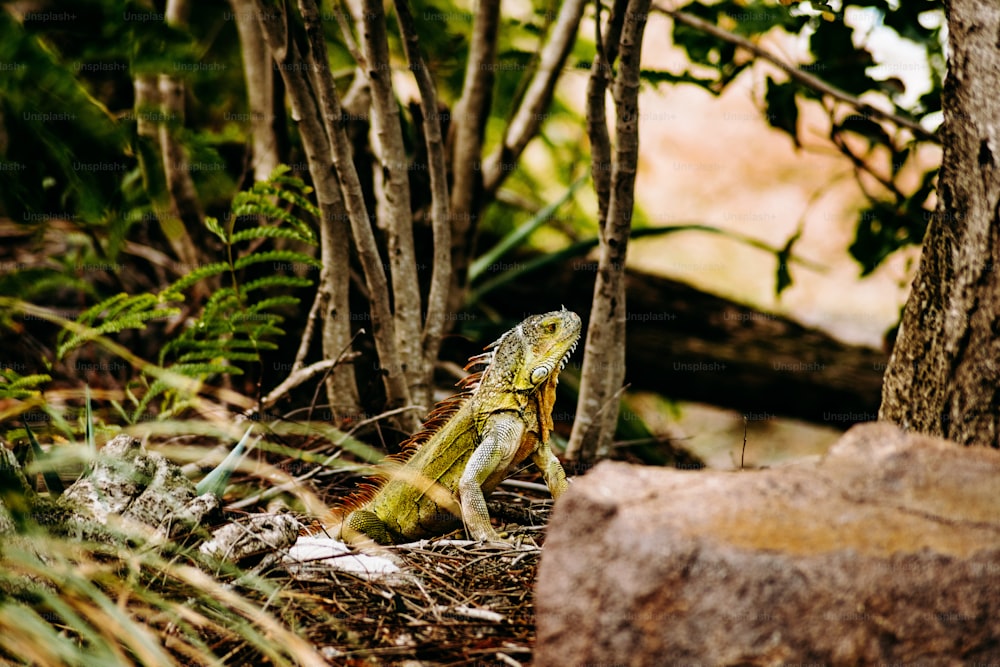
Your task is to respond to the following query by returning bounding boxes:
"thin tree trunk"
[879,0,1000,447]
[229,0,280,182]
[480,0,588,196]
[566,0,650,462]
[295,0,417,432]
[251,0,362,421]
[447,0,501,314]
[156,0,205,286]
[358,0,425,408]
[392,0,453,397]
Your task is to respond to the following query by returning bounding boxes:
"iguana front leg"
[532,438,569,499]
[459,412,526,541]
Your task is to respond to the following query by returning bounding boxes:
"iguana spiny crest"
[335,309,581,545]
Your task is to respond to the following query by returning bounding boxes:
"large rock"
[535,422,1000,665]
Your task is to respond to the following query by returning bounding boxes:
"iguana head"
[476,308,582,395]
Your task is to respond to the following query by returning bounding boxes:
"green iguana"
[331,309,581,545]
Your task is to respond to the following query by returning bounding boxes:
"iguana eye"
[531,366,549,384]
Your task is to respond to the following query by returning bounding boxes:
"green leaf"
[230,225,315,245]
[196,427,255,497]
[205,216,228,243]
[639,69,718,90]
[242,275,314,293]
[168,262,230,293]
[765,76,800,147]
[232,250,322,272]
[471,175,588,282]
[23,419,64,495]
[775,226,803,297]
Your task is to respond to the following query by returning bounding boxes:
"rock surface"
[62,434,222,539]
[535,422,1000,666]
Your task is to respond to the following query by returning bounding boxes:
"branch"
[158,0,205,254]
[480,0,588,196]
[261,359,342,411]
[392,0,453,384]
[229,0,280,182]
[656,4,939,144]
[586,0,629,224]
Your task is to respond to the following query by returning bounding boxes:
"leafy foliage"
[0,369,52,401]
[50,166,320,421]
[56,293,181,360]
[667,0,944,282]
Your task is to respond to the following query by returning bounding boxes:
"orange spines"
[336,480,384,513]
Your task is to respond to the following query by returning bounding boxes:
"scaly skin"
[337,309,581,545]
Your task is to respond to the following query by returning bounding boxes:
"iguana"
[332,309,581,545]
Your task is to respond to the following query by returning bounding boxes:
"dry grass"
[1,432,557,667]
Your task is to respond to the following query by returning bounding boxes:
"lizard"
[331,308,581,545]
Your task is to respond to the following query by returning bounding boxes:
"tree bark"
[295,0,417,431]
[567,0,650,462]
[392,0,453,400]
[251,0,362,421]
[159,0,203,235]
[359,0,424,408]
[446,0,500,315]
[229,0,281,182]
[879,0,1000,447]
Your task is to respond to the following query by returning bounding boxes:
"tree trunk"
[446,0,500,315]
[229,0,280,182]
[250,0,362,421]
[879,0,1000,447]
[566,0,649,462]
[359,0,425,408]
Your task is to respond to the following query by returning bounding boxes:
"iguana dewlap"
[333,309,581,545]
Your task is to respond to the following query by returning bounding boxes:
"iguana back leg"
[342,508,396,546]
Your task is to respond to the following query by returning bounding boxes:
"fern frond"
[203,286,241,311]
[170,362,243,377]
[230,197,317,245]
[132,377,170,421]
[73,293,130,326]
[250,324,286,339]
[204,215,229,243]
[232,250,321,272]
[58,303,180,359]
[266,164,292,180]
[230,225,315,245]
[242,275,313,293]
[177,350,262,364]
[168,262,230,293]
[244,182,320,221]
[0,370,52,399]
[244,296,300,314]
